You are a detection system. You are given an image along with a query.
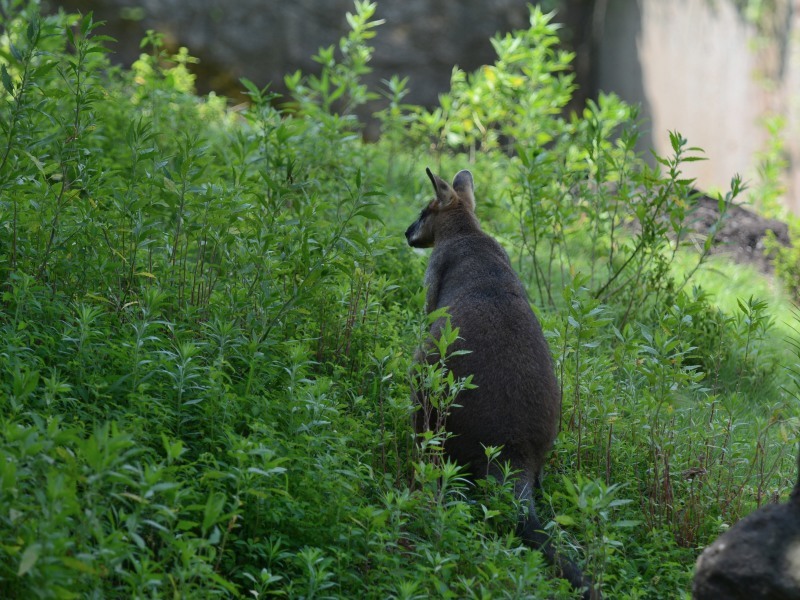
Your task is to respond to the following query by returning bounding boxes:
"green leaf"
[354,206,383,223]
[1,64,13,94]
[554,514,576,526]
[208,526,221,544]
[26,17,40,44]
[613,519,641,528]
[240,77,261,98]
[62,556,96,574]
[202,492,227,534]
[248,467,287,477]
[18,543,41,576]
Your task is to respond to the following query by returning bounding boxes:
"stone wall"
[53,0,533,108]
[51,0,800,212]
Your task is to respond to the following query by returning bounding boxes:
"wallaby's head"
[405,167,476,248]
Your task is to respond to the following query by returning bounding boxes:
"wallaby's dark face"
[405,167,475,248]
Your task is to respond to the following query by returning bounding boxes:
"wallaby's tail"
[518,503,601,600]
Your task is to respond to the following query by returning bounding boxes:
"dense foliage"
[0,2,797,598]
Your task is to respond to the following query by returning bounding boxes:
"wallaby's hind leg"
[517,498,597,600]
[504,470,599,600]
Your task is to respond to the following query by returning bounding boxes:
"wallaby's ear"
[452,170,475,211]
[426,167,456,208]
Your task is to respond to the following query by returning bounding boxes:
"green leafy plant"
[410,308,476,470]
[553,476,637,594]
[0,2,795,598]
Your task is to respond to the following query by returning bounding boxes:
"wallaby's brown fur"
[406,168,598,600]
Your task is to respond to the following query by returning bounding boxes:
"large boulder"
[693,450,800,599]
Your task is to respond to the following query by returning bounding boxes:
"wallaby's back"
[428,229,559,479]
[406,168,595,599]
[406,168,560,480]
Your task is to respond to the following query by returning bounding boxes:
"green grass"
[681,253,791,322]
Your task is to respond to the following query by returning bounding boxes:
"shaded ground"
[689,194,791,273]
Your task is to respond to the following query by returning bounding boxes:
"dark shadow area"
[597,0,653,158]
[48,0,532,107]
[48,0,617,114]
[47,0,658,153]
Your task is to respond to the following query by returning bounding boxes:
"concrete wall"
[783,4,800,213]
[599,0,800,212]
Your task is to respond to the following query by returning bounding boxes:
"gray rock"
[693,450,800,600]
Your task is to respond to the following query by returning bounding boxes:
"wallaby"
[406,167,598,600]
[693,445,800,599]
